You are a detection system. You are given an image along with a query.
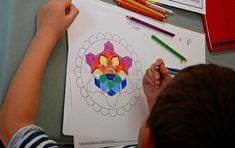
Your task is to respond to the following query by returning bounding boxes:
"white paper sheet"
[63,0,205,146]
[63,1,145,145]
[154,0,206,14]
[68,10,148,140]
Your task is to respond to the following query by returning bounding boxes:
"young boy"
[1,0,235,147]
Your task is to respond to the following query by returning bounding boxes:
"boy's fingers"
[154,58,172,80]
[160,64,173,82]
[145,68,155,83]
[150,64,160,84]
[159,63,169,78]
[154,58,165,75]
[154,58,167,75]
[155,58,165,67]
[143,74,154,85]
[66,4,79,21]
[62,0,72,7]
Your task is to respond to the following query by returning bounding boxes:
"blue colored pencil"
[155,66,180,76]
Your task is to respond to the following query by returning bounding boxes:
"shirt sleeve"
[8,124,58,148]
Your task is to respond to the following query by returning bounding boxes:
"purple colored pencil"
[127,15,175,37]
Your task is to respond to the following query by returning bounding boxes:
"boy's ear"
[139,127,155,148]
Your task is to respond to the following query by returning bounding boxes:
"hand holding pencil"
[143,58,172,110]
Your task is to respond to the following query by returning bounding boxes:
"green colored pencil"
[151,34,187,62]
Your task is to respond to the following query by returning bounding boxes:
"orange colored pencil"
[116,0,166,22]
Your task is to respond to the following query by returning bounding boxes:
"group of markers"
[116,0,175,22]
[115,0,186,75]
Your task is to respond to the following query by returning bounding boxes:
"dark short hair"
[147,64,235,148]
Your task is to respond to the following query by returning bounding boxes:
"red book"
[202,0,235,51]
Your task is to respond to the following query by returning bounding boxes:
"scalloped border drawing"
[74,32,143,117]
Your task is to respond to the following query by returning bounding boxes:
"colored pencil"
[136,0,159,6]
[151,34,187,62]
[123,0,166,18]
[155,66,179,76]
[127,15,175,37]
[146,1,175,15]
[136,0,148,6]
[116,0,166,22]
[146,0,159,5]
[136,0,169,15]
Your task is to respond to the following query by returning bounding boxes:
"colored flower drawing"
[74,33,142,117]
[86,41,132,97]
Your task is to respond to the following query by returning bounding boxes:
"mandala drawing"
[85,41,132,97]
[74,32,142,117]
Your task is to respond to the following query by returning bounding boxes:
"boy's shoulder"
[8,124,58,148]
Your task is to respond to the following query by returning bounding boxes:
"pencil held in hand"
[155,66,179,76]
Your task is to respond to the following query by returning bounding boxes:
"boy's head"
[139,64,235,148]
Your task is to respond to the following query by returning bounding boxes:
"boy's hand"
[143,59,172,110]
[36,0,79,42]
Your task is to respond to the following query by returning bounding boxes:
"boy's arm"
[0,0,79,146]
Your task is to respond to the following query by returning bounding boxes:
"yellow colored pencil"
[123,0,166,18]
[146,0,159,5]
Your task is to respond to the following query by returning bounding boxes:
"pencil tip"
[180,60,188,63]
[126,15,131,19]
[155,66,160,71]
